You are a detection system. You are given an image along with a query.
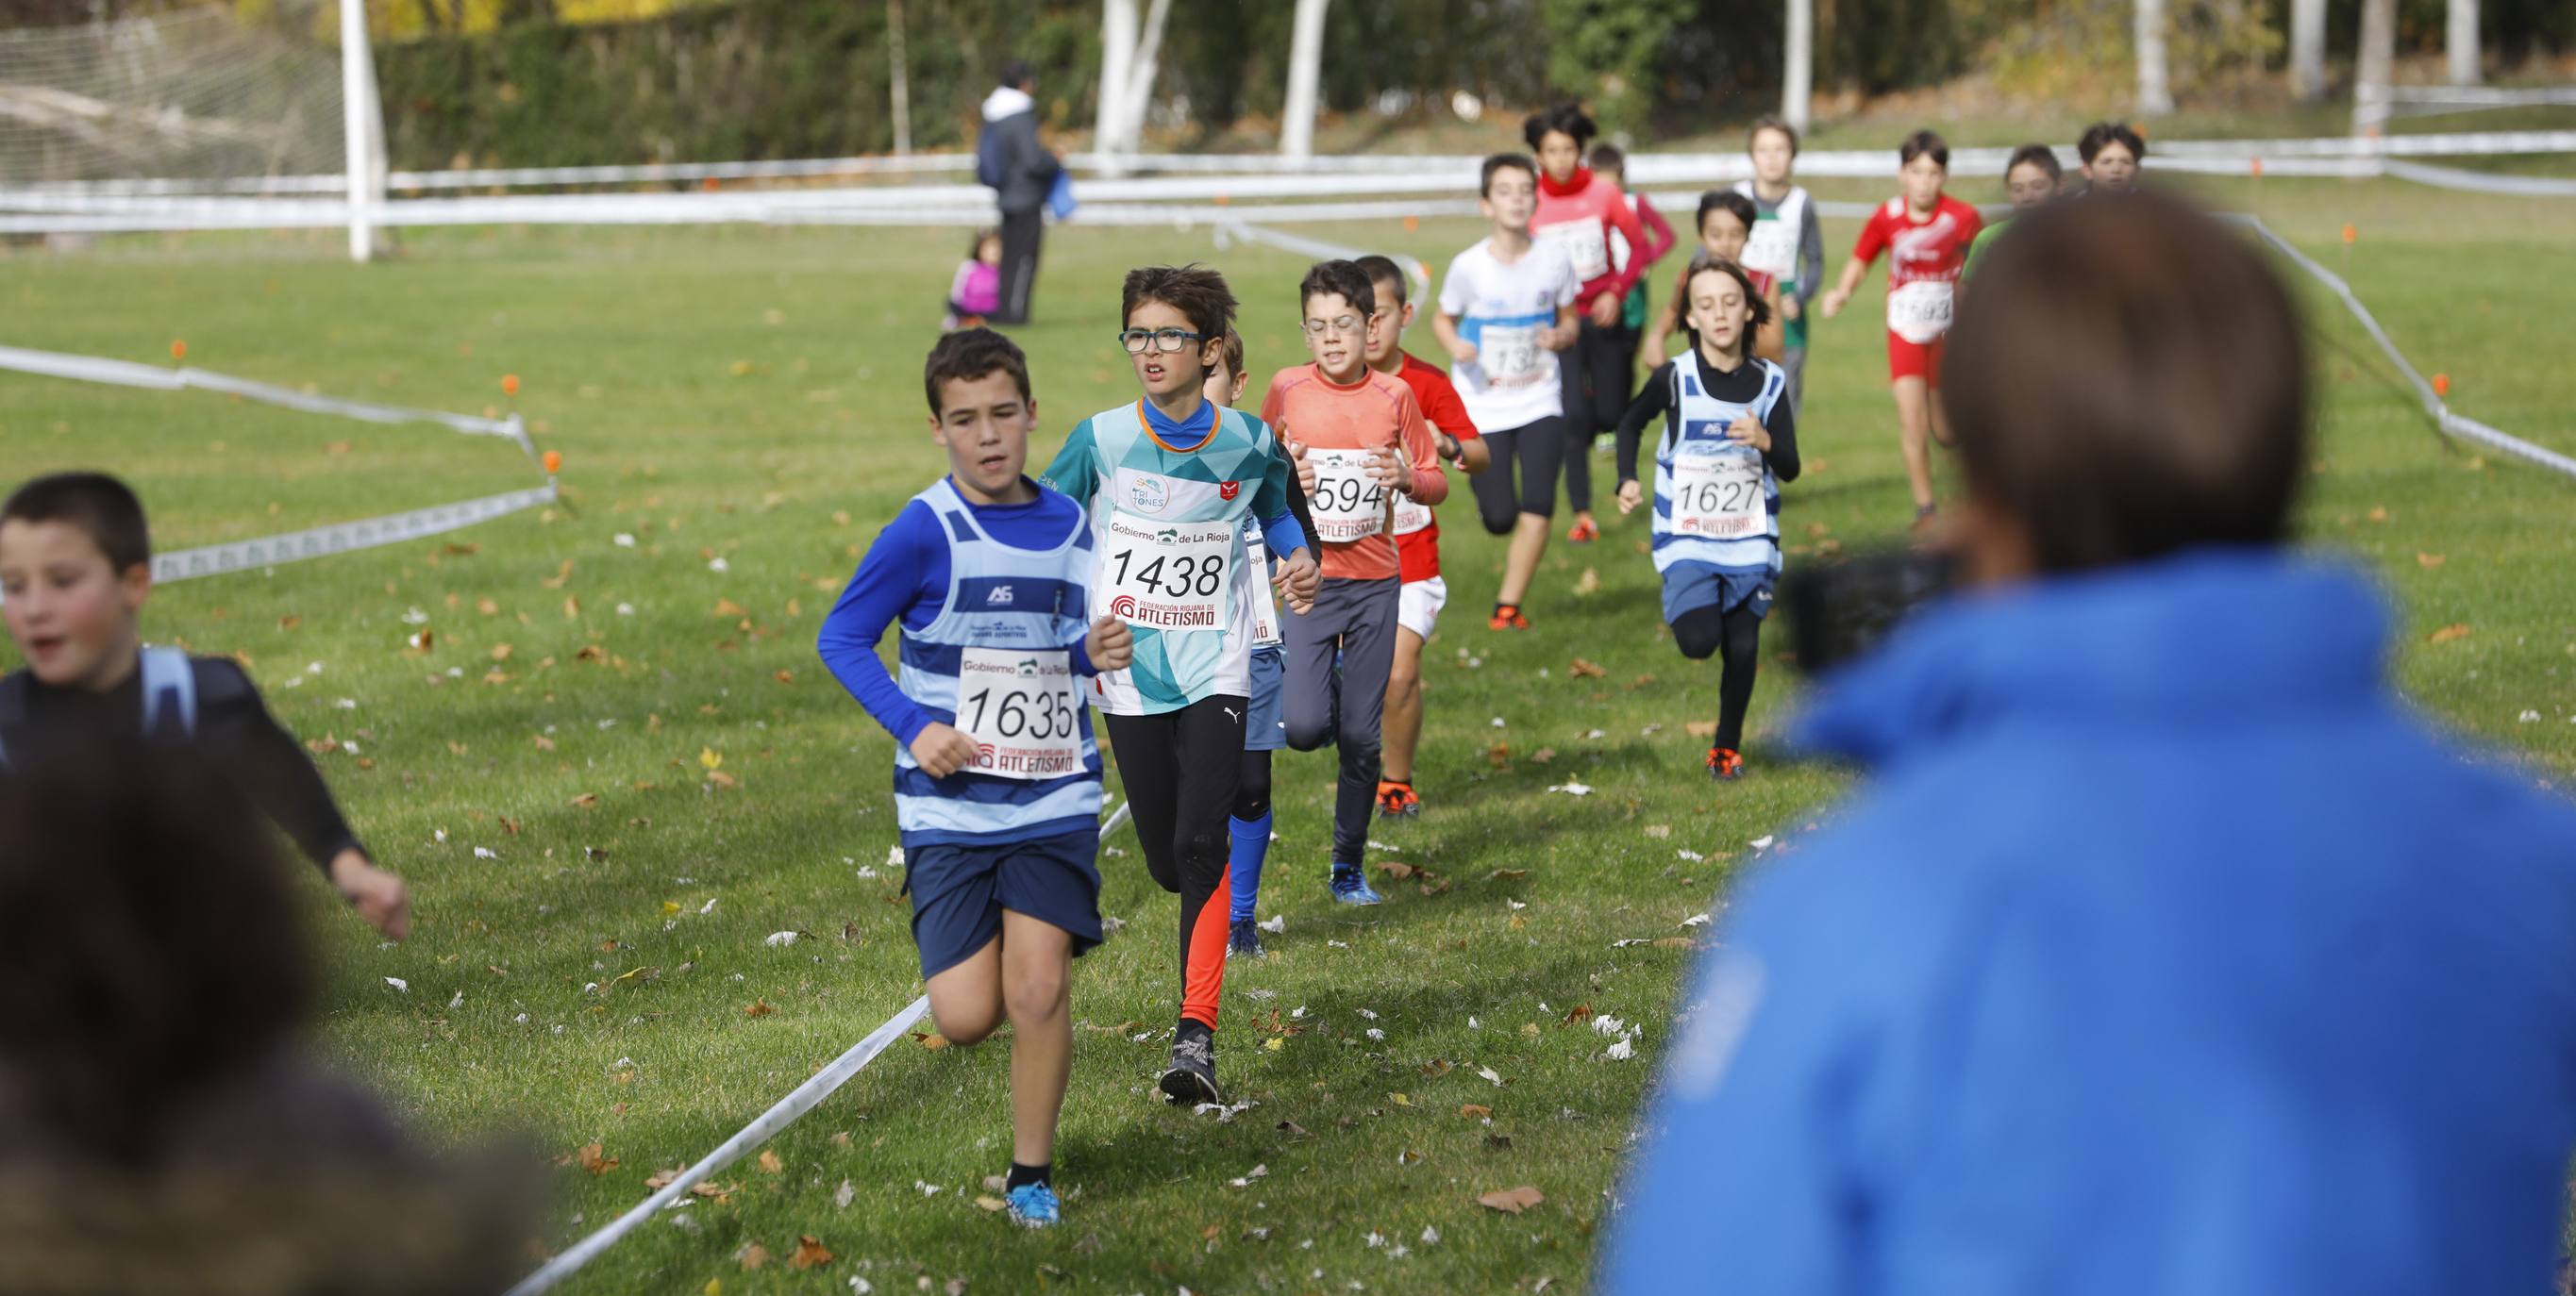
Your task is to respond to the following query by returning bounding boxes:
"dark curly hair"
[1521,102,1597,153]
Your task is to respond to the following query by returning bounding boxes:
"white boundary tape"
[2234,214,2576,480]
[8,130,2576,234]
[500,993,933,1296]
[146,483,560,586]
[508,795,1135,1293]
[0,342,555,604]
[10,126,2576,201]
[0,344,529,444]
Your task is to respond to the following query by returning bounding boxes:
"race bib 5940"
[1308,448,1388,543]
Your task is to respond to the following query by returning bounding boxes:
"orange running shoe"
[1377,779,1420,818]
[1707,747,1746,781]
[1487,604,1531,631]
[1566,515,1600,543]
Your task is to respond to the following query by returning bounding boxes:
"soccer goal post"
[0,0,382,260]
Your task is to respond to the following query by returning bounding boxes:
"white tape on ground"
[149,485,560,586]
[0,344,528,445]
[2236,214,2576,480]
[1219,220,1433,302]
[2382,158,2576,196]
[500,993,933,1296]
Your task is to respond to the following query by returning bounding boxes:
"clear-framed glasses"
[1117,327,1205,355]
[1301,315,1368,338]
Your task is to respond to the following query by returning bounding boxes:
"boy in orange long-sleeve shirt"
[1263,258,1446,906]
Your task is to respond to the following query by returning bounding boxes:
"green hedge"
[374,0,1101,171]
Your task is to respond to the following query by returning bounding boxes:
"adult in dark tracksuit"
[979,61,1060,326]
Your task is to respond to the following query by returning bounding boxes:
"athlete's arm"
[1641,284,1682,370]
[1795,198,1826,308]
[817,502,943,747]
[1821,214,1887,319]
[1034,423,1097,503]
[1634,192,1678,269]
[1614,369,1675,489]
[1392,391,1448,505]
[1599,190,1652,303]
[1280,464,1318,546]
[1421,378,1489,475]
[1545,303,1581,351]
[1755,279,1789,362]
[1431,310,1476,364]
[201,662,367,878]
[1763,390,1801,484]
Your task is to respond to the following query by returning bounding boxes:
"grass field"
[2,169,2572,1294]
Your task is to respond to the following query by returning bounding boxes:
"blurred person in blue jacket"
[1600,189,2576,1295]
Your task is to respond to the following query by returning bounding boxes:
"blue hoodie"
[1601,549,2576,1295]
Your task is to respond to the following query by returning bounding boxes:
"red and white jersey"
[1852,194,1982,344]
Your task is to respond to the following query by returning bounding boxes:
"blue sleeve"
[1600,852,1885,1295]
[817,501,945,749]
[1260,510,1308,559]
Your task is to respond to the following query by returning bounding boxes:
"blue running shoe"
[1330,863,1384,906]
[1005,1180,1061,1229]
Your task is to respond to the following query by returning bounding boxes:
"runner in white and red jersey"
[1821,129,1982,530]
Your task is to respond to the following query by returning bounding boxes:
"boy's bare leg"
[999,909,1074,1169]
[926,936,1005,1045]
[1381,627,1428,782]
[1893,377,1937,510]
[1498,513,1550,606]
[1929,385,1957,448]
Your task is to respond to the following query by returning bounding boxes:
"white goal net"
[0,4,346,195]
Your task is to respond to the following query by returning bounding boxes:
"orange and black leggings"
[1103,696,1245,1030]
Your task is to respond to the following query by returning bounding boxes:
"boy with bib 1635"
[817,328,1134,1228]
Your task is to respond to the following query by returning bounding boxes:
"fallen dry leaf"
[1478,1185,1546,1214]
[758,1149,783,1174]
[1571,567,1600,596]
[712,598,749,618]
[1486,868,1528,881]
[974,1194,1007,1213]
[737,1241,769,1271]
[1685,720,1717,739]
[644,1167,683,1190]
[574,1142,617,1175]
[745,999,774,1018]
[913,1032,951,1052]
[532,733,556,752]
[2428,623,2473,645]
[1459,1104,1493,1121]
[788,1236,833,1271]
[1643,824,1672,839]
[491,643,513,662]
[2417,552,2447,569]
[1485,741,1511,769]
[1568,657,1607,679]
[707,771,740,789]
[569,792,600,808]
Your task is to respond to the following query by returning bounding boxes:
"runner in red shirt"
[1354,255,1486,818]
[1821,129,1982,529]
[1526,103,1648,546]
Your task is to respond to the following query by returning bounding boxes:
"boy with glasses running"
[1039,266,1319,1105]
[1266,259,1446,906]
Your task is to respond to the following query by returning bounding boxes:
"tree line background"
[13,0,2575,170]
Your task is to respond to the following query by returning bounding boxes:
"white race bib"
[1242,524,1280,646]
[1392,490,1434,537]
[1099,511,1234,630]
[1308,448,1387,543]
[1887,279,1955,344]
[1540,216,1609,282]
[954,647,1083,779]
[1670,451,1767,540]
[1742,216,1799,280]
[1475,322,1546,388]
